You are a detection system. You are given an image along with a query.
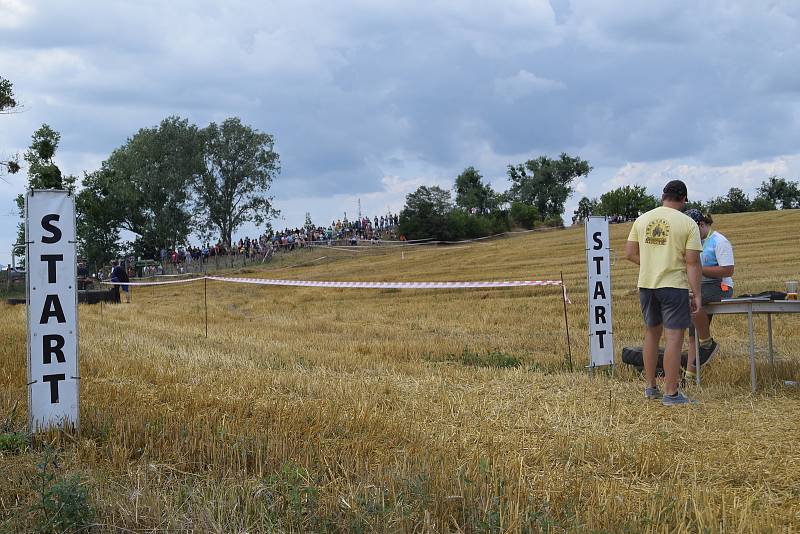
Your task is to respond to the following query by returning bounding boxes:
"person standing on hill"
[625,180,703,405]
[684,209,735,377]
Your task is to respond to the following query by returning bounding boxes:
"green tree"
[704,195,732,214]
[510,202,539,229]
[398,185,455,240]
[597,185,658,220]
[14,125,76,248]
[0,76,17,113]
[505,153,592,221]
[572,196,598,224]
[102,116,204,259]
[76,170,120,270]
[454,167,497,214]
[1,77,21,177]
[725,187,751,213]
[24,124,65,188]
[704,188,755,214]
[756,176,800,209]
[194,117,281,247]
[750,195,775,212]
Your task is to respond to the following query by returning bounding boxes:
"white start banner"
[26,190,79,432]
[585,216,614,367]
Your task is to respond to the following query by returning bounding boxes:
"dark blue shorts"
[639,287,691,329]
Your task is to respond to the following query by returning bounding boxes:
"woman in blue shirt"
[685,210,735,377]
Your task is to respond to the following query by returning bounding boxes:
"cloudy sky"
[1,0,799,265]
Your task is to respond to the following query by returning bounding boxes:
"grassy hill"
[1,210,799,531]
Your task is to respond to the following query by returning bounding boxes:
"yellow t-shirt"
[627,206,702,289]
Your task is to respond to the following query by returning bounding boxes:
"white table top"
[705,298,800,314]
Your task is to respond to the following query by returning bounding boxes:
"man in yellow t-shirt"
[626,180,703,406]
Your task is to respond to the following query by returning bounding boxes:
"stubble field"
[2,210,800,533]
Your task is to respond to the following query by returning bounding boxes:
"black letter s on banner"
[41,214,62,244]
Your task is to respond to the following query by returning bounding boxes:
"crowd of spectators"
[151,213,400,272]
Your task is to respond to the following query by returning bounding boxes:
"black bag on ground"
[621,346,688,372]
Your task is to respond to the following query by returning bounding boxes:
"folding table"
[703,298,800,393]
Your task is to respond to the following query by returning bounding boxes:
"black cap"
[663,179,688,200]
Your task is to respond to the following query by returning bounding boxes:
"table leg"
[767,313,774,369]
[748,306,756,394]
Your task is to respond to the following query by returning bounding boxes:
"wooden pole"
[561,271,573,371]
[204,277,208,338]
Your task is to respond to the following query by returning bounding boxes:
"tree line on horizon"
[571,178,800,225]
[398,161,800,242]
[397,154,592,241]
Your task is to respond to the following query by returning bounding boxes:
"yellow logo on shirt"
[645,219,670,245]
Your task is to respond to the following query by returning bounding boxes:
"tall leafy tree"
[749,195,775,212]
[454,167,497,214]
[102,116,204,258]
[76,170,120,270]
[509,202,539,229]
[193,117,281,247]
[399,185,454,240]
[505,153,592,221]
[704,195,732,214]
[0,76,17,113]
[756,176,800,209]
[14,125,76,248]
[705,187,753,214]
[597,185,658,220]
[725,187,752,213]
[24,124,66,188]
[572,196,598,224]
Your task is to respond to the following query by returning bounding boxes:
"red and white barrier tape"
[101,277,204,287]
[207,276,559,289]
[102,276,569,302]
[133,272,199,279]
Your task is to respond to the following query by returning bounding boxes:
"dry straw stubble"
[1,210,799,532]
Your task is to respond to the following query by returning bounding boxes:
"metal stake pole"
[560,271,573,371]
[748,305,756,393]
[204,277,208,338]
